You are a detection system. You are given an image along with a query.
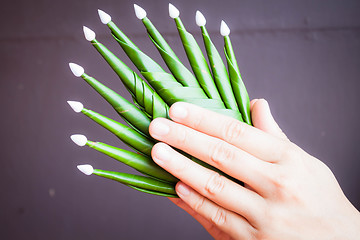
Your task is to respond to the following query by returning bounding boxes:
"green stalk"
[72,9,254,198]
[81,107,154,156]
[93,169,178,197]
[128,185,178,198]
[89,38,169,119]
[224,35,252,125]
[200,26,240,114]
[104,20,243,121]
[105,24,188,97]
[87,140,178,183]
[80,72,151,136]
[140,17,200,88]
[105,21,165,74]
[173,17,221,100]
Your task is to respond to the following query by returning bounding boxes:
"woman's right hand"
[149,99,360,240]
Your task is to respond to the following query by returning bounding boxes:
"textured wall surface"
[1,0,359,239]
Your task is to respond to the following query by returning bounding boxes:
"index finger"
[169,102,289,163]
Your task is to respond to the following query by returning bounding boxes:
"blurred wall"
[1,0,359,239]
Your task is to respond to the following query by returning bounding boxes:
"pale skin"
[149,99,360,240]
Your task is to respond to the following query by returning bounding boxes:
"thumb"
[250,99,288,141]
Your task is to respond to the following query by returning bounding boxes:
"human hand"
[149,99,360,240]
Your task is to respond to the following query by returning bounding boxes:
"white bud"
[77,164,94,175]
[68,63,84,77]
[220,20,230,36]
[98,9,112,24]
[169,3,180,19]
[195,10,206,27]
[83,26,96,41]
[134,4,147,20]
[70,134,88,147]
[67,101,84,113]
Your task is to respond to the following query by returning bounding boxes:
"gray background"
[1,0,359,239]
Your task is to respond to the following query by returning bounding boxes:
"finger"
[175,182,256,240]
[167,102,290,163]
[150,117,272,192]
[168,198,230,240]
[151,142,265,224]
[251,99,288,141]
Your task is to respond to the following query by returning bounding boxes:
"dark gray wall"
[1,0,359,239]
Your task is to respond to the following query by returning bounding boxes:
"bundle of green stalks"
[68,4,251,198]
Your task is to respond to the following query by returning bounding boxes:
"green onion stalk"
[140,17,200,88]
[69,65,240,194]
[221,21,252,125]
[98,9,242,121]
[86,139,178,183]
[97,12,243,181]
[80,69,152,136]
[83,27,169,120]
[77,103,154,156]
[79,105,240,185]
[94,169,177,197]
[196,11,239,113]
[170,7,220,101]
[77,164,177,197]
[72,7,252,197]
[107,24,203,103]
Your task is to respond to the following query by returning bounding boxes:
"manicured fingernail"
[151,120,170,137]
[177,182,190,196]
[171,104,187,119]
[153,144,171,165]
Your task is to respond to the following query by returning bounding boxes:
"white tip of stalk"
[98,9,112,24]
[195,11,206,27]
[220,20,230,36]
[67,101,84,113]
[68,63,84,77]
[77,164,94,175]
[134,4,147,20]
[169,3,179,19]
[83,26,96,41]
[70,134,88,147]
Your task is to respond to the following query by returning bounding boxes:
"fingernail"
[153,144,171,165]
[151,120,170,137]
[177,182,190,196]
[171,104,187,119]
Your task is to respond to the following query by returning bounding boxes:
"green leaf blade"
[93,169,177,196]
[81,73,152,135]
[81,108,154,156]
[224,35,252,125]
[90,39,169,119]
[141,17,200,88]
[87,141,178,183]
[201,26,239,112]
[174,17,221,100]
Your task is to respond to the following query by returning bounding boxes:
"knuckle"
[279,143,300,162]
[267,169,299,202]
[193,196,206,212]
[210,141,233,167]
[223,120,245,143]
[210,208,227,226]
[175,128,189,146]
[205,172,226,195]
[270,170,288,190]
[266,165,305,203]
[191,113,204,130]
[173,156,190,175]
